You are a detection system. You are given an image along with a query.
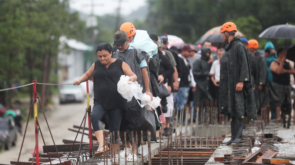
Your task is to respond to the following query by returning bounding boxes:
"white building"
[58,36,92,84]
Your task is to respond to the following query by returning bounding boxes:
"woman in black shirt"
[74,43,137,160]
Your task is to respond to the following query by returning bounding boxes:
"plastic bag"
[117,75,133,101]
[151,97,161,109]
[141,93,151,106]
[117,75,161,109]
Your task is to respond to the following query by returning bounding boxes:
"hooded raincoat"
[246,50,256,87]
[193,47,213,102]
[219,37,257,120]
[252,52,269,110]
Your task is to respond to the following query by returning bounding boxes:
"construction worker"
[219,22,256,145]
[248,39,269,120]
[120,22,161,106]
[241,38,255,89]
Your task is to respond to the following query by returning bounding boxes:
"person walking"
[149,34,175,137]
[161,34,181,92]
[264,41,279,119]
[219,22,256,145]
[73,43,137,163]
[113,30,156,161]
[270,48,295,125]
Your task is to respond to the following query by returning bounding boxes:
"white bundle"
[117,75,133,101]
[151,97,161,109]
[141,93,151,106]
[129,81,143,100]
[117,75,161,109]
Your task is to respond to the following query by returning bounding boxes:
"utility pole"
[115,0,123,31]
[83,0,103,16]
[83,0,103,63]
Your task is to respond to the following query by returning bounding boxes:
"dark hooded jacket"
[246,50,256,88]
[192,47,213,102]
[219,37,257,120]
[252,52,269,110]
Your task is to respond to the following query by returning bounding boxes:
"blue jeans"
[176,87,190,110]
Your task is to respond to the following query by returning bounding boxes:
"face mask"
[202,55,210,61]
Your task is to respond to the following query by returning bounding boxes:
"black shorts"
[186,87,193,104]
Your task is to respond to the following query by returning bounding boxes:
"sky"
[69,0,147,16]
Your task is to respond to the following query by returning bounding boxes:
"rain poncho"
[129,30,158,58]
[246,50,256,88]
[264,41,277,83]
[219,37,257,120]
[252,52,269,110]
[193,47,213,102]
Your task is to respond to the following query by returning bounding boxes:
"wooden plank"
[11,160,71,165]
[275,156,295,160]
[62,139,87,144]
[67,128,97,140]
[28,158,54,162]
[11,161,36,165]
[214,157,224,161]
[262,158,290,164]
[43,144,88,152]
[256,150,277,163]
[242,148,262,164]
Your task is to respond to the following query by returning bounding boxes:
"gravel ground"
[0,96,90,164]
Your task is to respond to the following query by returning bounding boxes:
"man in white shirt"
[209,48,224,123]
[210,48,224,86]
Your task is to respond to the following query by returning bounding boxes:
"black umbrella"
[259,24,295,39]
[195,33,224,45]
[286,45,295,62]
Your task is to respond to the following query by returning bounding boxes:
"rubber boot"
[231,119,243,145]
[222,119,236,145]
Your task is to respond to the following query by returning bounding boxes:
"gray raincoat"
[252,52,269,110]
[219,37,257,120]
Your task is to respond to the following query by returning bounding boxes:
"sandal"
[126,153,138,162]
[94,145,109,157]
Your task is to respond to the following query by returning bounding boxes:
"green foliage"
[147,0,295,46]
[0,0,85,106]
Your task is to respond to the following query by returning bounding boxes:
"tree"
[146,0,295,47]
[0,0,85,109]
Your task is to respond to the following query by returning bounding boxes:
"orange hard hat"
[247,39,259,49]
[120,22,136,37]
[220,22,237,33]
